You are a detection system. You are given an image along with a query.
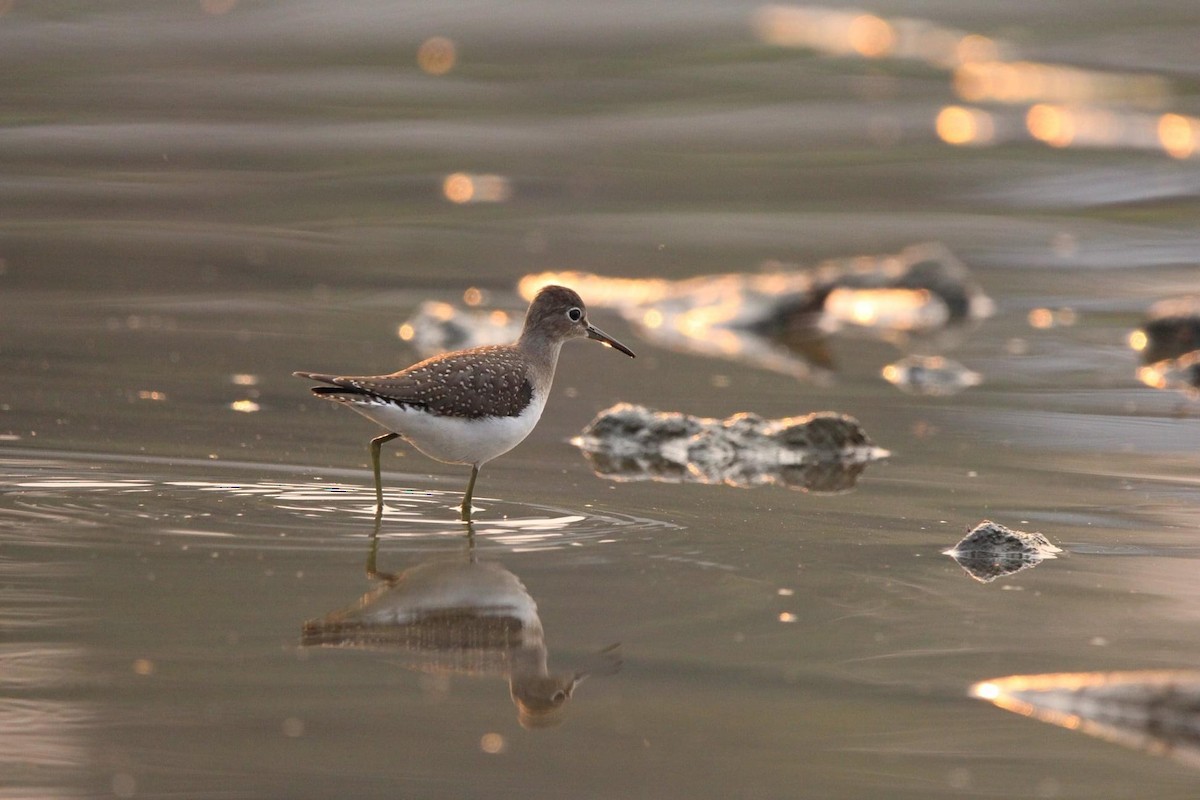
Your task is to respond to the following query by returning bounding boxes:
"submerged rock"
[971,671,1200,770]
[398,300,522,358]
[881,354,982,396]
[519,242,992,380]
[572,403,888,493]
[811,241,994,330]
[1131,298,1200,398]
[944,520,1062,583]
[1137,350,1200,398]
[1131,297,1200,365]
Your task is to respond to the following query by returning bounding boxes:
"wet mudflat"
[2,2,1200,798]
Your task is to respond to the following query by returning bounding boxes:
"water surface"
[3,1,1200,797]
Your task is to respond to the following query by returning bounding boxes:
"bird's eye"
[566,307,583,322]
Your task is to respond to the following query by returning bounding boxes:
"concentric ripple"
[0,450,680,554]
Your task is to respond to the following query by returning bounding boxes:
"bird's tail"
[293,371,371,400]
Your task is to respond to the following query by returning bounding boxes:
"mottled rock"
[1131,298,1200,398]
[1133,297,1200,364]
[398,300,522,358]
[520,242,992,379]
[572,403,888,493]
[882,355,982,396]
[944,520,1062,583]
[1137,350,1200,397]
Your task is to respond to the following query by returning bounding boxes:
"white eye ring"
[566,307,583,322]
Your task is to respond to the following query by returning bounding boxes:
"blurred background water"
[2,1,1200,797]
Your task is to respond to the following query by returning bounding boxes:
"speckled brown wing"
[304,345,535,420]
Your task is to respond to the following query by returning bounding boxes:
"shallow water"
[3,1,1200,797]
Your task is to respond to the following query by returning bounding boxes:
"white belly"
[345,393,548,466]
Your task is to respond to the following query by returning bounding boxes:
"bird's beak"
[586,324,636,358]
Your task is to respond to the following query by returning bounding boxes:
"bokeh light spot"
[418,36,457,76]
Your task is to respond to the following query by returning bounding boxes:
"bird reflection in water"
[301,517,620,728]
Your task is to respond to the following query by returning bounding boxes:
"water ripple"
[0,453,680,554]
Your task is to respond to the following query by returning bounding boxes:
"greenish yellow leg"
[461,464,480,523]
[369,432,400,512]
[366,505,384,579]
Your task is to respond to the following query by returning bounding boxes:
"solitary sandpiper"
[295,285,636,521]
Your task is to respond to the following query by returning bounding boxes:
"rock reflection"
[520,242,990,383]
[971,671,1200,769]
[572,403,887,494]
[944,520,1062,583]
[1131,297,1200,398]
[301,522,619,728]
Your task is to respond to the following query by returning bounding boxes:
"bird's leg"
[369,432,400,513]
[464,519,477,557]
[461,464,480,523]
[365,505,387,581]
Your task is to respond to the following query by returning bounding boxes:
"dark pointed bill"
[586,324,636,358]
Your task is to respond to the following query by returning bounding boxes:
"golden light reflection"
[642,309,664,329]
[1028,308,1053,329]
[1158,113,1198,159]
[751,5,1008,67]
[230,399,260,413]
[427,301,455,321]
[1026,103,1074,148]
[677,300,745,356]
[824,287,947,332]
[136,390,167,402]
[417,36,457,76]
[442,172,512,204]
[971,670,1200,768]
[518,271,673,308]
[936,105,994,146]
[753,0,1186,160]
[480,732,506,754]
[1136,364,1168,390]
[1029,307,1082,330]
[1134,352,1200,396]
[488,310,510,326]
[1128,329,1148,353]
[847,14,895,58]
[955,34,999,65]
[443,172,474,204]
[972,681,1001,701]
[231,373,258,386]
[398,323,415,341]
[955,60,1169,107]
[463,287,484,306]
